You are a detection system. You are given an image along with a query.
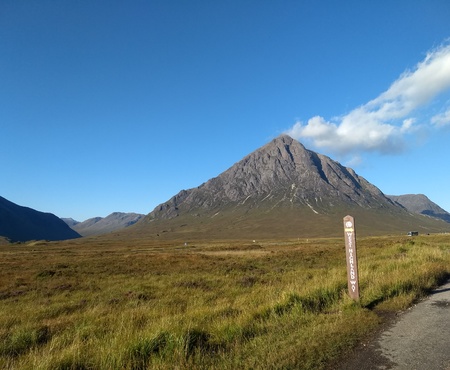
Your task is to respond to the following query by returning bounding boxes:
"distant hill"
[65,212,144,236]
[61,218,80,228]
[0,196,81,242]
[388,194,450,223]
[132,135,450,240]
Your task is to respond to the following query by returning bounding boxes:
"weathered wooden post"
[343,215,360,300]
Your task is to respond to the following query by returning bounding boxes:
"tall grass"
[0,235,448,369]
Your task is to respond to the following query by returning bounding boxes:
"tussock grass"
[0,234,449,369]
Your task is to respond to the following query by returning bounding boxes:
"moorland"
[1,233,449,369]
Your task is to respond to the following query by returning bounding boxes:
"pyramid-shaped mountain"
[138,135,449,239]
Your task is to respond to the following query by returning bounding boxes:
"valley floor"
[0,234,449,369]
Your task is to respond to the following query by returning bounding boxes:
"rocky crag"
[139,135,449,239]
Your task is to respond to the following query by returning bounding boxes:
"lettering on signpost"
[343,215,360,300]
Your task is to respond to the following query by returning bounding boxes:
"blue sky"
[1,1,450,221]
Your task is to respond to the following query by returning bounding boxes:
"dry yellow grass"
[0,234,448,369]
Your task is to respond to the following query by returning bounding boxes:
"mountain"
[0,196,81,242]
[136,135,450,239]
[61,218,79,228]
[67,212,144,236]
[388,194,450,223]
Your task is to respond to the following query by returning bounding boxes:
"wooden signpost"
[343,215,360,300]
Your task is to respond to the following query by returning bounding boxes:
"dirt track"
[337,279,450,370]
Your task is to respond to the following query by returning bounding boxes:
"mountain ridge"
[388,194,450,223]
[65,212,144,236]
[136,135,449,239]
[0,196,81,242]
[148,135,397,220]
[3,136,448,242]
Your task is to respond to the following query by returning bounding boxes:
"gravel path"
[337,279,450,370]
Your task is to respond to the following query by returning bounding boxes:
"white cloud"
[401,118,415,132]
[286,43,450,155]
[431,108,450,127]
[345,154,363,168]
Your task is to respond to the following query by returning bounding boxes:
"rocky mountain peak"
[148,135,394,220]
[388,194,450,223]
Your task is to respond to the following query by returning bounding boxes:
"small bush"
[36,269,57,278]
[124,332,170,370]
[181,328,213,358]
[0,325,51,357]
[264,285,344,319]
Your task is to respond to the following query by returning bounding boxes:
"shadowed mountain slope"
[133,135,449,240]
[65,213,144,236]
[388,194,450,223]
[0,196,81,242]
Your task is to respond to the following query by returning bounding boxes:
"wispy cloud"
[286,43,450,156]
[431,108,450,127]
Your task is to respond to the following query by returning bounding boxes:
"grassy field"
[0,234,449,369]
